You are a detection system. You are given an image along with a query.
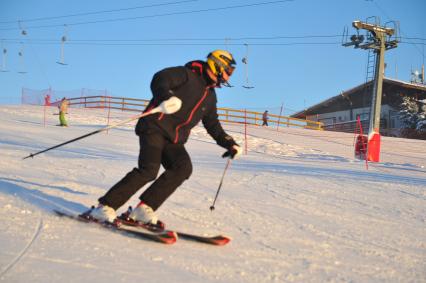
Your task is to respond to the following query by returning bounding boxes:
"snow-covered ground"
[0,105,425,283]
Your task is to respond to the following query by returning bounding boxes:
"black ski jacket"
[136,61,237,149]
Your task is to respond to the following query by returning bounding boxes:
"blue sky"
[0,0,424,114]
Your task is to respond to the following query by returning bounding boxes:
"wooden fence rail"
[67,96,323,130]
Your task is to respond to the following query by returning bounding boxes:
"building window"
[319,117,337,125]
[356,113,369,120]
[389,110,399,128]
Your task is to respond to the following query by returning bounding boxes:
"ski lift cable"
[370,0,424,59]
[0,40,344,47]
[0,0,199,25]
[0,1,296,31]
[0,34,348,43]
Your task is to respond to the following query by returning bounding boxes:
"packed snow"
[0,105,425,283]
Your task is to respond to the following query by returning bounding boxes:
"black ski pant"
[98,131,192,211]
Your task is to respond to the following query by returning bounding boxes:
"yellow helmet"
[207,50,236,78]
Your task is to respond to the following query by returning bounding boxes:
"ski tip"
[213,236,231,246]
[170,231,178,239]
[162,231,178,244]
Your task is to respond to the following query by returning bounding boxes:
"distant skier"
[262,110,269,126]
[89,50,242,225]
[58,97,69,127]
[44,94,51,106]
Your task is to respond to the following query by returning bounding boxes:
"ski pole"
[23,97,182,160]
[210,158,232,211]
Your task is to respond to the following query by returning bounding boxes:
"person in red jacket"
[90,50,242,224]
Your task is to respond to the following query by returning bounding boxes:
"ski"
[117,212,231,246]
[173,231,231,246]
[53,209,177,245]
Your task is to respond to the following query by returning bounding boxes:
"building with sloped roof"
[292,78,426,136]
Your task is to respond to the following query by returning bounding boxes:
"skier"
[262,110,269,126]
[44,94,51,106]
[58,97,69,127]
[89,50,242,224]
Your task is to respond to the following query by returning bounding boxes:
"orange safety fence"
[31,94,323,131]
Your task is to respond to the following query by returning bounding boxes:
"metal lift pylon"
[343,17,400,162]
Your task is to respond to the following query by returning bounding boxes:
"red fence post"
[355,116,369,170]
[81,88,84,108]
[43,103,46,127]
[106,95,111,134]
[277,103,283,131]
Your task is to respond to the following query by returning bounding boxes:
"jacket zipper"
[173,88,209,143]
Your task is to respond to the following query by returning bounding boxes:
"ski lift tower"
[343,17,399,162]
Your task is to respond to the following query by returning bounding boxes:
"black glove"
[222,145,242,159]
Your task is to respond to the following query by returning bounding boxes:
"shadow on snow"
[0,178,88,213]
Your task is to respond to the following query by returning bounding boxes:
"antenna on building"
[57,24,68,65]
[395,60,398,80]
[411,69,422,84]
[242,44,254,89]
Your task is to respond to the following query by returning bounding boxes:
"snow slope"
[0,105,425,283]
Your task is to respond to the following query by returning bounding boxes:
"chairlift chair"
[1,47,8,72]
[242,44,254,89]
[17,49,27,74]
[56,25,68,65]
